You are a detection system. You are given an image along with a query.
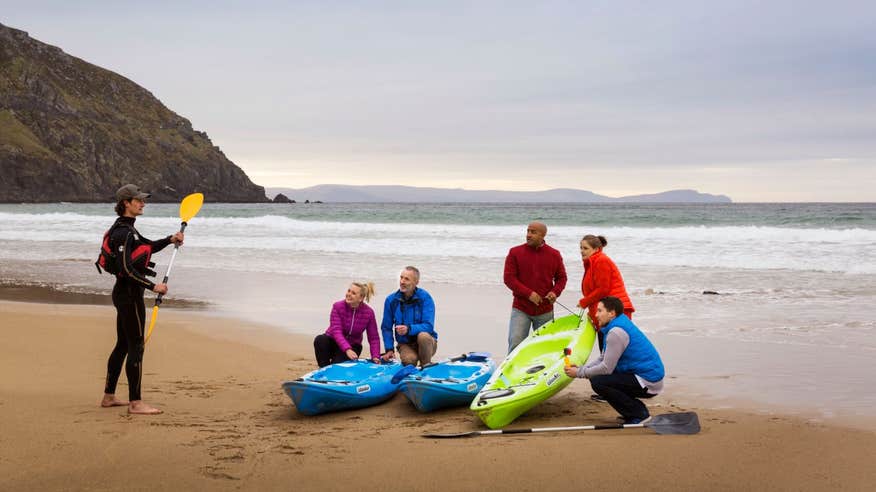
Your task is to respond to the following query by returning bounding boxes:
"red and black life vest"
[95,222,156,277]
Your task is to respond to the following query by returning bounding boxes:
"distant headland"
[266,184,732,203]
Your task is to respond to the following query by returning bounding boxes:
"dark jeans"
[590,373,653,420]
[313,334,362,367]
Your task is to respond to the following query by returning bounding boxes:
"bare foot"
[128,400,163,415]
[101,394,129,407]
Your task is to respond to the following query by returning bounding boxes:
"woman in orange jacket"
[578,235,635,329]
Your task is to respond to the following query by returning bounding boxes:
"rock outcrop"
[0,23,268,202]
[272,193,293,203]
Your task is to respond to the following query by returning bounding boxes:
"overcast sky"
[3,1,875,201]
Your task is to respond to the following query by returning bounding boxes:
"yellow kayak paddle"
[145,192,204,343]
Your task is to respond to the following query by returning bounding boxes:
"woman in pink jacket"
[313,282,382,367]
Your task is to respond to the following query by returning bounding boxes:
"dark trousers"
[590,373,653,420]
[105,282,146,401]
[313,334,362,367]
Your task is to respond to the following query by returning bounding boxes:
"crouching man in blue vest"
[564,296,665,424]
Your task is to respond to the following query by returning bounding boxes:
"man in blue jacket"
[380,266,438,366]
[564,296,665,424]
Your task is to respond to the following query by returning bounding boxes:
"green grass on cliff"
[0,109,54,158]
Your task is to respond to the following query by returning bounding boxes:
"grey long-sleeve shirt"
[576,328,664,395]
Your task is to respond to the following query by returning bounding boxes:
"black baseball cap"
[116,184,151,201]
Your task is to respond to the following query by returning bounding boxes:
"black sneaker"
[623,415,652,425]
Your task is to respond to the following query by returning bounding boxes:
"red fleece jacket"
[503,242,567,316]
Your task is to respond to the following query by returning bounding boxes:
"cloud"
[3,0,875,200]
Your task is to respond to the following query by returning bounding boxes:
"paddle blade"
[391,364,419,384]
[179,193,204,223]
[145,305,159,343]
[464,352,491,362]
[645,412,701,435]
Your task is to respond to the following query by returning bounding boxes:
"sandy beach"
[3,3,876,489]
[2,298,875,491]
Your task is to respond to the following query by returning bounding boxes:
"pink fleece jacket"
[325,300,381,358]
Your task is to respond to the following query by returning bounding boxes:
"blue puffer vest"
[600,314,664,382]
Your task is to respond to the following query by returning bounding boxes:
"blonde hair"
[351,281,376,303]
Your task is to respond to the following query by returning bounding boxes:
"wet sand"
[1,300,875,491]
[0,281,209,309]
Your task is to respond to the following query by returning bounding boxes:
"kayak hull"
[470,314,595,429]
[398,354,495,412]
[282,360,402,415]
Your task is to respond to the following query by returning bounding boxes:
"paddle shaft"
[424,412,700,438]
[145,192,203,344]
[420,354,467,370]
[473,423,646,436]
[154,221,187,307]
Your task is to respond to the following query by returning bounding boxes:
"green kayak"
[470,314,595,429]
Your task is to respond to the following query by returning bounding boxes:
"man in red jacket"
[503,221,568,353]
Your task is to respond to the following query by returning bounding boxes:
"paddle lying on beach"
[422,412,700,438]
[145,192,204,343]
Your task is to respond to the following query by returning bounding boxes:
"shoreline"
[0,280,210,309]
[1,300,875,490]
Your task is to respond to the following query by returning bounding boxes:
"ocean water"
[2,203,874,277]
[2,201,875,345]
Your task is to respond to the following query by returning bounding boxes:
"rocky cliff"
[0,23,267,202]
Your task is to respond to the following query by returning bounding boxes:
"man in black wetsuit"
[100,184,183,415]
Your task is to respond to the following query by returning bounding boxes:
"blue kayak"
[282,360,402,415]
[397,352,495,412]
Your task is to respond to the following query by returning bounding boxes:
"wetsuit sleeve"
[146,235,173,254]
[550,250,568,297]
[120,229,156,291]
[365,311,381,359]
[326,303,351,352]
[408,294,436,337]
[381,297,396,351]
[583,329,629,378]
[503,249,533,298]
[578,259,612,309]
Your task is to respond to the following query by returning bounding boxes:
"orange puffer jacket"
[579,250,634,325]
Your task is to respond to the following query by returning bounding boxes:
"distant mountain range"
[266,185,732,203]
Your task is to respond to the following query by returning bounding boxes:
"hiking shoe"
[623,415,652,425]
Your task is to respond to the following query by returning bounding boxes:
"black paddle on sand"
[422,412,700,438]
